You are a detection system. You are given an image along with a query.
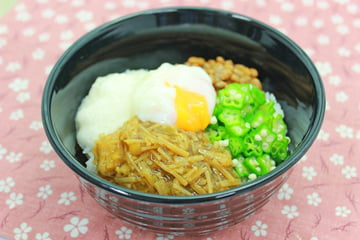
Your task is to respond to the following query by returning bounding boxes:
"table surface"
[1,0,360,239]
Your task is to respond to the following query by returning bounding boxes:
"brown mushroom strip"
[92,116,241,195]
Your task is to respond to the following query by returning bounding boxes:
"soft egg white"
[133,63,216,126]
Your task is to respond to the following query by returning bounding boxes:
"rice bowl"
[41,7,325,235]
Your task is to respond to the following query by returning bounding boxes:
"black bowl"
[42,7,325,235]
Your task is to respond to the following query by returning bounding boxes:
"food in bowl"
[42,7,325,234]
[75,56,290,195]
[93,116,240,195]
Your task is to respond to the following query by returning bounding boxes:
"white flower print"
[156,234,174,240]
[137,1,149,9]
[329,153,344,166]
[335,124,354,138]
[336,91,348,102]
[10,109,24,120]
[0,37,7,48]
[35,232,52,240]
[347,3,358,14]
[64,217,89,238]
[37,0,49,4]
[220,0,234,10]
[0,24,8,34]
[278,28,287,35]
[0,177,15,193]
[22,27,35,36]
[354,18,360,27]
[13,222,32,240]
[317,34,329,45]
[295,16,308,26]
[304,47,314,56]
[8,78,28,92]
[72,0,85,7]
[55,15,69,24]
[331,14,343,24]
[352,63,360,74]
[317,129,330,141]
[83,23,97,31]
[335,206,351,217]
[37,184,53,199]
[122,0,136,7]
[316,1,329,9]
[334,0,350,4]
[338,47,350,57]
[45,65,53,75]
[336,24,349,35]
[30,121,43,130]
[17,92,31,103]
[269,15,282,25]
[341,166,357,179]
[42,9,54,18]
[6,193,24,209]
[302,166,317,180]
[60,30,74,40]
[6,62,22,72]
[40,141,52,154]
[281,205,299,219]
[313,19,324,28]
[40,159,55,171]
[38,33,50,42]
[328,75,341,86]
[0,144,8,159]
[32,48,45,60]
[115,226,132,239]
[59,41,73,51]
[281,2,295,12]
[315,61,332,76]
[6,152,23,163]
[277,183,293,200]
[300,154,308,163]
[104,2,116,10]
[327,101,332,110]
[58,192,77,205]
[14,2,26,11]
[251,220,268,237]
[76,10,93,22]
[16,11,31,22]
[307,192,322,206]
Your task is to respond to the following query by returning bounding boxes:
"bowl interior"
[43,7,325,201]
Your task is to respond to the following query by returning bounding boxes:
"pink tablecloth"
[1,0,359,239]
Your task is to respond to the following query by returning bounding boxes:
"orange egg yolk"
[174,86,210,132]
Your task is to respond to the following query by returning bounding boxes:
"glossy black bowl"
[42,7,325,235]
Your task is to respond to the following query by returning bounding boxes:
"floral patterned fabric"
[0,0,360,239]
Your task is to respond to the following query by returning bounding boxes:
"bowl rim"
[42,6,326,204]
